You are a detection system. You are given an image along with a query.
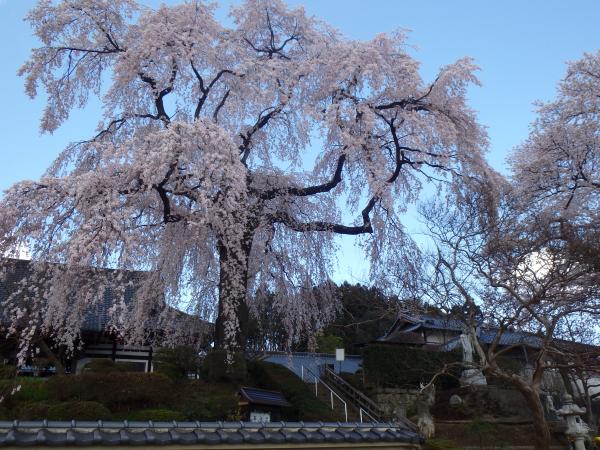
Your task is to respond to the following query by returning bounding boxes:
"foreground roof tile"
[0,420,422,447]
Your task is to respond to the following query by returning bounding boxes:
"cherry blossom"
[0,0,488,355]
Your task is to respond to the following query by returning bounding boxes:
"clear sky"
[0,0,599,282]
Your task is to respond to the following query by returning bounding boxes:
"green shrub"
[47,373,174,411]
[13,378,49,402]
[0,380,21,409]
[201,350,246,383]
[179,380,239,421]
[0,365,16,380]
[246,361,336,421]
[0,406,10,420]
[153,346,201,381]
[14,402,50,420]
[47,401,111,420]
[123,409,186,421]
[14,401,111,420]
[82,359,142,373]
[362,345,461,389]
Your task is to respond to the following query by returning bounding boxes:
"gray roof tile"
[0,420,421,447]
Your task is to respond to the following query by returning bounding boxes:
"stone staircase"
[320,367,419,432]
[321,367,387,422]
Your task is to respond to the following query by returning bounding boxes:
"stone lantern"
[556,393,590,450]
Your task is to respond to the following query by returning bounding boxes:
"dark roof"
[380,314,545,350]
[0,258,212,337]
[239,387,290,407]
[0,258,142,333]
[0,420,422,447]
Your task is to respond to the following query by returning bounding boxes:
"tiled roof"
[0,258,212,336]
[381,314,546,349]
[239,387,290,407]
[0,420,423,447]
[0,258,142,333]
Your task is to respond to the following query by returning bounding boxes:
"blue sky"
[0,0,599,282]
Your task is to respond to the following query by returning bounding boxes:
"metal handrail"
[318,367,419,432]
[301,365,348,422]
[358,406,378,423]
[323,368,384,415]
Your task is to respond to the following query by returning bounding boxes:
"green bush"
[47,401,112,420]
[47,373,174,411]
[0,406,10,420]
[0,365,16,380]
[201,350,246,383]
[179,380,239,421]
[362,345,461,389]
[15,402,50,420]
[125,409,186,421]
[12,378,49,402]
[246,361,336,421]
[154,346,201,381]
[82,359,142,373]
[0,380,21,410]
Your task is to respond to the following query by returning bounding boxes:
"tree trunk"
[37,338,65,375]
[214,240,251,352]
[487,366,551,450]
[518,384,552,450]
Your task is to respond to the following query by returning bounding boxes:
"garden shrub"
[47,373,174,411]
[153,346,201,381]
[201,350,246,383]
[179,380,239,421]
[362,345,461,389]
[0,380,22,410]
[47,401,111,420]
[125,409,186,421]
[15,402,50,420]
[12,378,49,402]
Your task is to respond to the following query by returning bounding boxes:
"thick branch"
[273,197,376,235]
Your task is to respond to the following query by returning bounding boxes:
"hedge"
[362,345,461,389]
[47,373,174,411]
[178,380,239,421]
[47,401,112,420]
[14,401,111,420]
[201,350,246,383]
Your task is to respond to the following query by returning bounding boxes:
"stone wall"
[371,387,421,419]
